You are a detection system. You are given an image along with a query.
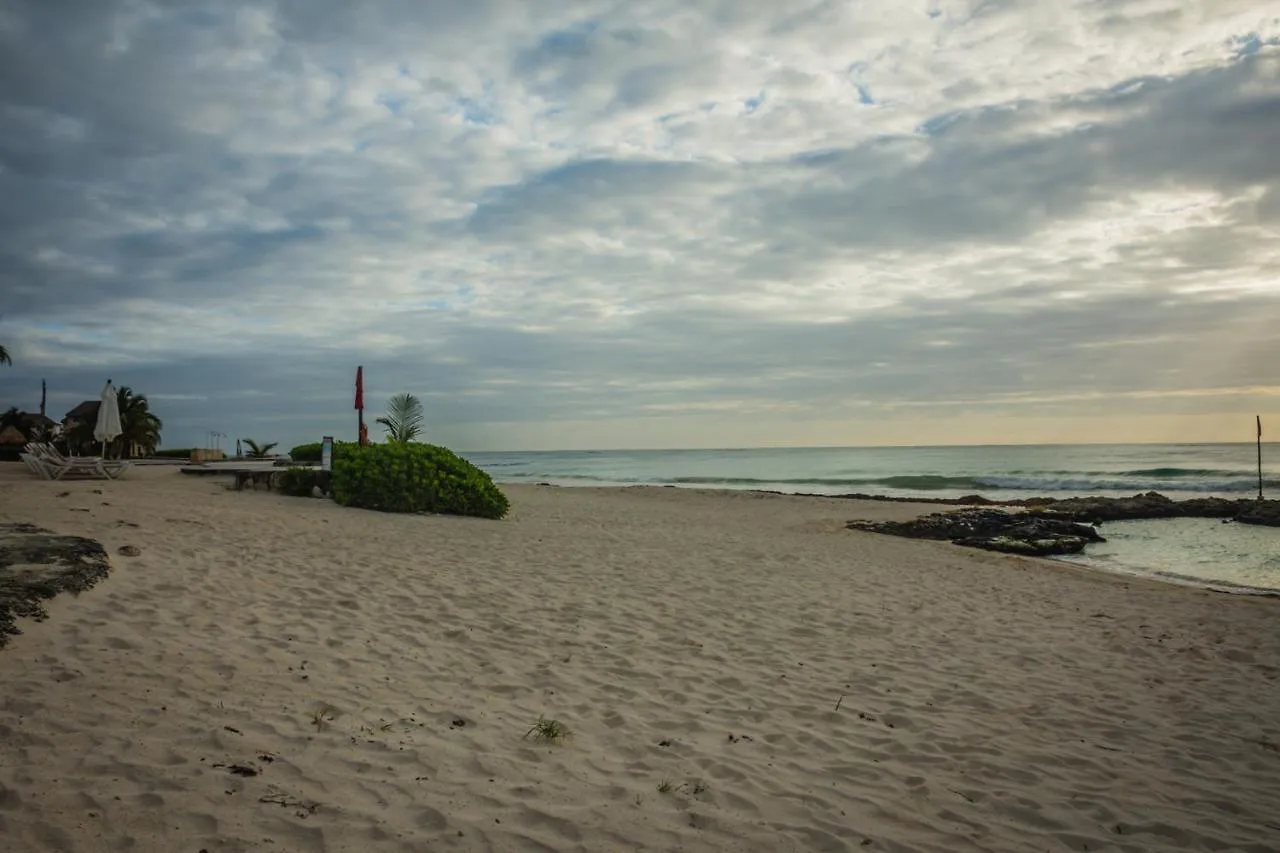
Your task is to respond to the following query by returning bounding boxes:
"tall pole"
[355,365,366,446]
[1258,415,1264,501]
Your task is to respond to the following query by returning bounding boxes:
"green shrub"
[279,467,328,497]
[152,448,194,459]
[289,442,322,462]
[332,443,509,519]
[289,440,359,463]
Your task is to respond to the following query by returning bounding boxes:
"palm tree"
[241,439,278,458]
[376,392,424,443]
[116,386,162,458]
[0,344,10,366]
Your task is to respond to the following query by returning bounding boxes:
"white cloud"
[1,0,1278,447]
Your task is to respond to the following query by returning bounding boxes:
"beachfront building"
[19,411,57,438]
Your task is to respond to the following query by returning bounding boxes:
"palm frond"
[242,439,278,458]
[377,392,424,443]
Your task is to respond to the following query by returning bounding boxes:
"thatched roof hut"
[0,425,26,446]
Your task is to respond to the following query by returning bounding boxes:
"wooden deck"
[180,462,327,491]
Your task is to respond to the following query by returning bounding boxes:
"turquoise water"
[463,443,1280,592]
[465,443,1275,501]
[1057,518,1280,594]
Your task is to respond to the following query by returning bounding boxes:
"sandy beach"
[1,466,1278,853]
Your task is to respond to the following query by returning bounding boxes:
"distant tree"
[0,406,21,433]
[376,393,424,444]
[0,344,10,366]
[242,439,278,458]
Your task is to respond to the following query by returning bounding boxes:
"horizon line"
[453,439,1279,454]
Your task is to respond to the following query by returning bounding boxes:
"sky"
[1,0,1278,451]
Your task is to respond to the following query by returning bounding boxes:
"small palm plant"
[376,393,424,443]
[242,439,279,458]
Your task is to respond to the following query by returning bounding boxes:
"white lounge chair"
[24,443,130,480]
[20,453,54,480]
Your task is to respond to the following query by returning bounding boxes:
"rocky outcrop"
[1,522,110,649]
[847,509,1104,557]
[1022,492,1255,523]
[815,489,1280,526]
[1235,501,1280,527]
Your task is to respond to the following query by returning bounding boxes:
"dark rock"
[1180,497,1255,518]
[953,534,1095,557]
[1025,492,1244,522]
[1022,493,1279,525]
[1236,500,1280,527]
[1,523,110,649]
[116,545,141,557]
[820,489,1273,524]
[847,509,1103,557]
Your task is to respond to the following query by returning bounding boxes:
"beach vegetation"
[115,386,163,458]
[0,344,10,365]
[151,448,194,459]
[279,466,327,497]
[288,440,359,463]
[656,778,707,795]
[376,392,424,443]
[242,438,279,458]
[524,716,570,743]
[332,442,509,519]
[289,442,322,462]
[310,704,338,730]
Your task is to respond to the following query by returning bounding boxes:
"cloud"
[0,0,1277,449]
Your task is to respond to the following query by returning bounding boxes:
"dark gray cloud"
[1,0,1277,449]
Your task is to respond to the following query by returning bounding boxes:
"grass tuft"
[524,716,570,743]
[310,704,338,731]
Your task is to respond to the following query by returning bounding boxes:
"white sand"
[1,466,1278,853]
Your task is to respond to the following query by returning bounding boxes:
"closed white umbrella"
[94,379,122,458]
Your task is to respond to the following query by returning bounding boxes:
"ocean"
[465,443,1280,592]
[465,443,1274,501]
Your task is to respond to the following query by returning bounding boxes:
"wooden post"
[355,365,366,446]
[1258,415,1264,501]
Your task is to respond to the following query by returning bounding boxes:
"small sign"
[321,436,334,471]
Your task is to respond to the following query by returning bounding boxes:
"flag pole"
[356,365,365,446]
[1258,415,1264,501]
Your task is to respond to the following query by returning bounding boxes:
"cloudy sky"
[1,0,1278,451]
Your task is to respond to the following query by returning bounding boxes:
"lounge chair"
[20,453,53,480]
[24,443,130,480]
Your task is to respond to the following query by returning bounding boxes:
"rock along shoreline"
[826,491,1280,558]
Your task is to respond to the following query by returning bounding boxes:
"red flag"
[354,366,364,411]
